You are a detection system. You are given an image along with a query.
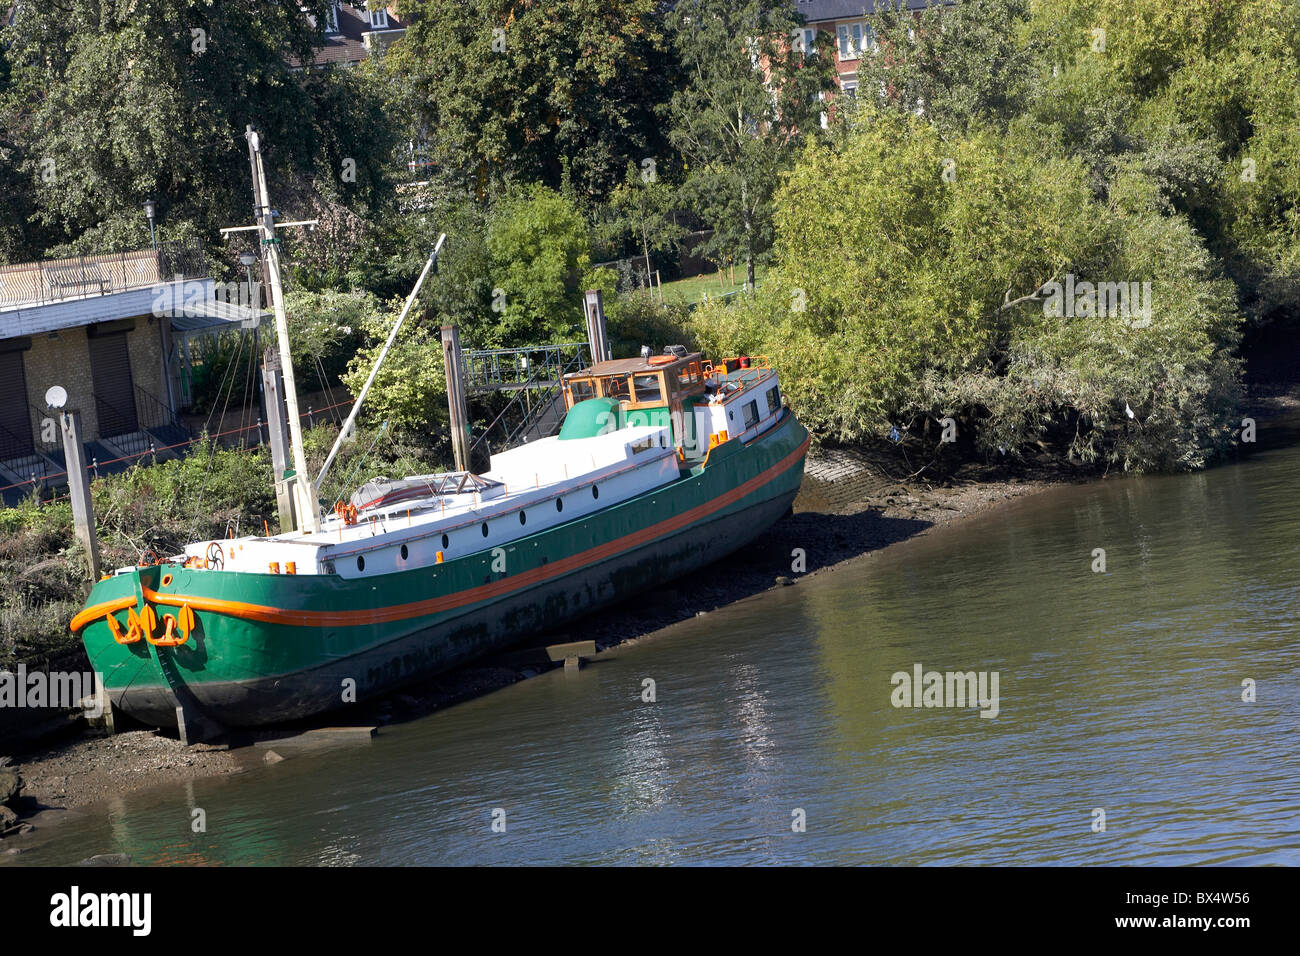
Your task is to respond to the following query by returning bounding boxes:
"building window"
[837,22,871,60]
[795,27,816,56]
[841,80,859,99]
[325,2,339,33]
[368,5,389,29]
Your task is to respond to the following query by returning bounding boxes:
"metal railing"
[0,239,206,311]
[463,343,590,393]
[469,347,591,459]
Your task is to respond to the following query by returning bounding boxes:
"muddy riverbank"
[2,447,1073,827]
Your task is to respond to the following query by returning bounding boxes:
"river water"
[7,433,1300,866]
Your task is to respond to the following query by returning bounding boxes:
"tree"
[851,0,1038,136]
[691,107,1242,472]
[0,1,394,259]
[665,0,836,287]
[606,162,687,284]
[340,293,448,442]
[484,185,593,347]
[387,0,677,203]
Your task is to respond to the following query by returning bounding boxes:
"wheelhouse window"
[568,378,597,405]
[766,386,781,415]
[631,374,664,405]
[743,399,760,429]
[677,361,702,391]
[602,375,630,401]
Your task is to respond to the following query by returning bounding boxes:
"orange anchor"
[105,611,137,645]
[148,604,195,647]
[125,605,157,644]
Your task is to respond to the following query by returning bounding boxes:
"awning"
[169,298,271,336]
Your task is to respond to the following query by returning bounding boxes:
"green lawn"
[659,264,768,304]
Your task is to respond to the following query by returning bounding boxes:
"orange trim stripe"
[83,431,810,633]
[70,595,138,634]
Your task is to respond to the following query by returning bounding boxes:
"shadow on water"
[261,504,934,735]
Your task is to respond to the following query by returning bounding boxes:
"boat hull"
[75,412,809,728]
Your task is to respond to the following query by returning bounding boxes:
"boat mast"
[243,127,320,534]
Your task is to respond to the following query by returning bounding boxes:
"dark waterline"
[7,440,1300,865]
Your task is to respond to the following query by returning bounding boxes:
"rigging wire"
[330,419,390,512]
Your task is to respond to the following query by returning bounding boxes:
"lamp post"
[143,199,158,251]
[239,251,258,308]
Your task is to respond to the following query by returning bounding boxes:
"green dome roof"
[558,397,622,440]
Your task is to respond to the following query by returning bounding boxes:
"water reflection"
[5,440,1300,866]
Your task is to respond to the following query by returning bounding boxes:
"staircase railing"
[469,347,591,459]
[463,343,589,392]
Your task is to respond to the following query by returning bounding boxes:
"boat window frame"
[600,374,631,402]
[628,372,667,408]
[566,376,598,407]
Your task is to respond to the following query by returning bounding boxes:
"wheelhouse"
[563,350,785,460]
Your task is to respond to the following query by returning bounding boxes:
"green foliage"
[665,0,836,286]
[387,0,676,202]
[285,288,372,393]
[0,0,391,260]
[483,185,593,346]
[340,300,448,441]
[90,438,277,565]
[303,421,449,512]
[606,291,695,358]
[695,108,1242,472]
[853,0,1038,135]
[605,162,688,277]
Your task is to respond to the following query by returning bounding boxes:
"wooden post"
[59,409,101,581]
[441,324,472,473]
[262,346,295,533]
[584,290,610,363]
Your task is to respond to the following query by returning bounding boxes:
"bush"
[692,108,1243,472]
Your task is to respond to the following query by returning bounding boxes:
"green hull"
[75,411,809,728]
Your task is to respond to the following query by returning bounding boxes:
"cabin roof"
[568,352,703,378]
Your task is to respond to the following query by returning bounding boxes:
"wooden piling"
[442,324,472,473]
[584,289,610,363]
[262,346,295,533]
[59,409,101,582]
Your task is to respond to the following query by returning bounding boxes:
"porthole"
[556,498,563,512]
[400,544,409,560]
[519,510,527,526]
[357,555,365,572]
[592,485,600,500]
[161,573,173,587]
[441,533,449,549]
[481,522,489,537]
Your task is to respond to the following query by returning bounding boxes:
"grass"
[659,264,768,305]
